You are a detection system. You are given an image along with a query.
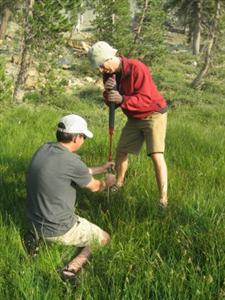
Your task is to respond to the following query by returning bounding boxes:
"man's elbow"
[88,185,99,192]
[85,179,101,192]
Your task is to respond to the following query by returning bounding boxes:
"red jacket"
[103,56,167,119]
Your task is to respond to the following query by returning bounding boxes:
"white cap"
[57,114,93,138]
[88,41,117,68]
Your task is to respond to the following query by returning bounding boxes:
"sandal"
[159,201,168,209]
[58,266,78,285]
[110,183,122,193]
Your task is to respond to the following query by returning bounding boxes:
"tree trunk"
[0,8,11,40]
[191,0,221,89]
[192,0,202,55]
[133,0,148,45]
[112,0,115,30]
[187,23,193,45]
[13,0,34,103]
[74,1,84,33]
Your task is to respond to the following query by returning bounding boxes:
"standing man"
[88,41,168,207]
[26,114,116,284]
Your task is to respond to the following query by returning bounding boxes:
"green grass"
[153,51,225,106]
[0,98,224,299]
[0,33,225,298]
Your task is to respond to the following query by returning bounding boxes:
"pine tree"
[130,0,166,63]
[0,0,22,40]
[31,0,81,49]
[92,0,166,63]
[191,0,225,88]
[92,0,132,55]
[164,0,221,55]
[11,0,81,102]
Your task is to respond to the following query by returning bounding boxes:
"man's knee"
[150,152,164,163]
[116,151,128,160]
[101,231,110,245]
[116,152,128,169]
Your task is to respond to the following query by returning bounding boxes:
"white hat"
[57,114,93,138]
[88,41,117,68]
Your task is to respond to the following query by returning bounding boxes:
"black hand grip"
[108,74,116,130]
[108,76,116,129]
[109,102,115,129]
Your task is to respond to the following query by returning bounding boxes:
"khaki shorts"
[45,216,105,248]
[117,112,167,155]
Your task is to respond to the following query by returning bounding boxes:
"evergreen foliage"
[92,0,132,56]
[131,0,166,62]
[92,0,166,63]
[0,0,20,11]
[164,0,220,40]
[30,0,81,49]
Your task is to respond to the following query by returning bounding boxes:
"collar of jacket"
[119,55,131,79]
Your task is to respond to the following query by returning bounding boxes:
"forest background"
[0,0,225,299]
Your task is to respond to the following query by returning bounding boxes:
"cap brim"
[84,129,93,138]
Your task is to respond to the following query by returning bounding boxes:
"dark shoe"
[58,266,78,286]
[23,231,40,257]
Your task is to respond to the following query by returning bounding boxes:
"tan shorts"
[45,216,106,248]
[117,112,167,155]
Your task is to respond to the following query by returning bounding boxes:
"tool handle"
[108,74,116,129]
[109,102,115,129]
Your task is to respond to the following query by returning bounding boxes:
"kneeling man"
[26,114,116,284]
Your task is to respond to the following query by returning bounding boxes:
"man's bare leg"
[115,151,128,187]
[151,153,168,206]
[65,231,110,273]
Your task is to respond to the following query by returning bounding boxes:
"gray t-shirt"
[26,142,92,237]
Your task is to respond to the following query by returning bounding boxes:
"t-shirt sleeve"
[69,157,92,187]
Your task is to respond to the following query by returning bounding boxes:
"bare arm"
[89,161,115,175]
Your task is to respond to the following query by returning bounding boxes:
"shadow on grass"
[0,157,28,230]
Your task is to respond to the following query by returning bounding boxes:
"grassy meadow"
[0,50,225,299]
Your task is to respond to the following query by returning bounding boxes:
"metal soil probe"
[107,101,115,201]
[107,78,116,200]
[107,75,116,167]
[108,101,115,164]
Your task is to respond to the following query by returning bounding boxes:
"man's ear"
[72,135,78,143]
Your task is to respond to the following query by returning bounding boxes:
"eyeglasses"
[99,59,111,71]
[79,134,87,140]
